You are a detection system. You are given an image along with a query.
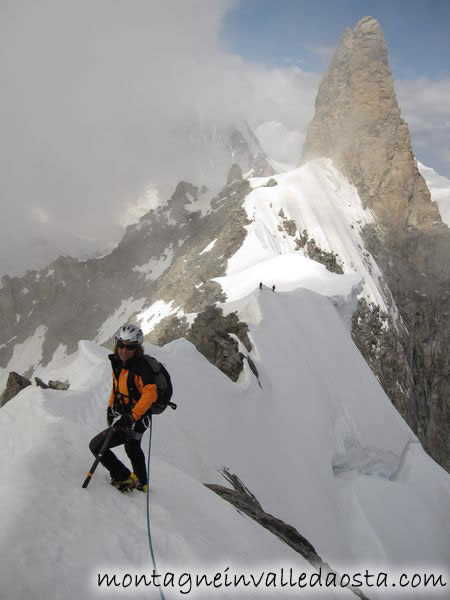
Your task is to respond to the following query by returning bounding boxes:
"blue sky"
[221,0,450,79]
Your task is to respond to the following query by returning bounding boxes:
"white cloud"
[396,78,450,176]
[31,207,51,225]
[118,185,160,229]
[0,0,320,277]
[255,121,304,164]
[397,78,450,125]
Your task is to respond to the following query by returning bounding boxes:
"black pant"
[89,419,148,485]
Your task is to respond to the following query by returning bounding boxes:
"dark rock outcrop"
[148,315,190,347]
[1,372,31,407]
[35,377,50,389]
[227,163,243,185]
[35,377,70,391]
[187,306,252,382]
[48,380,70,391]
[206,469,370,600]
[351,298,413,419]
[362,223,450,466]
[305,239,344,274]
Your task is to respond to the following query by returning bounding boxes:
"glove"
[114,413,135,431]
[107,407,115,427]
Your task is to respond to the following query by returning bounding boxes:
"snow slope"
[1,287,449,600]
[215,159,394,316]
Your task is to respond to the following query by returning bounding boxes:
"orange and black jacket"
[108,354,157,421]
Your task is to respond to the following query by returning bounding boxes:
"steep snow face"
[418,162,450,226]
[216,159,393,314]
[95,297,147,345]
[1,288,449,600]
[137,299,182,335]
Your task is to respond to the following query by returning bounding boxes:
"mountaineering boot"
[110,476,135,494]
[130,472,148,493]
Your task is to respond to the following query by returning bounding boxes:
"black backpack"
[129,354,176,415]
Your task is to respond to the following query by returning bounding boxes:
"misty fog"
[0,0,318,277]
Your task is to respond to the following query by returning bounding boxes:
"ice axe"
[82,426,115,489]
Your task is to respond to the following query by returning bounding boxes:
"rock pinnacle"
[301,16,441,234]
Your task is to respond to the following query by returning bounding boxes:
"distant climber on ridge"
[259,282,263,290]
[88,324,157,493]
[272,285,276,292]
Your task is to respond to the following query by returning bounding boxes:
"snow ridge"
[1,288,449,600]
[216,158,395,318]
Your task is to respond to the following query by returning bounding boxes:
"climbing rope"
[146,416,166,600]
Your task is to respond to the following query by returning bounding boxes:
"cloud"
[255,121,304,165]
[2,2,447,279]
[396,78,450,176]
[0,0,320,277]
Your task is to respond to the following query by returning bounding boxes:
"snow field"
[227,159,395,313]
[1,288,448,600]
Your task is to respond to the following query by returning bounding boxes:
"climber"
[88,324,157,493]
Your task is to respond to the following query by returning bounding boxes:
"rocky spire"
[302,17,450,472]
[301,16,441,234]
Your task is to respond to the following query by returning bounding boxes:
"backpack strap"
[109,354,134,415]
[146,356,162,373]
[126,369,140,403]
[125,358,157,405]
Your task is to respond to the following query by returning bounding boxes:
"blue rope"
[146,416,166,600]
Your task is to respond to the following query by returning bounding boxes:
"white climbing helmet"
[115,323,144,346]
